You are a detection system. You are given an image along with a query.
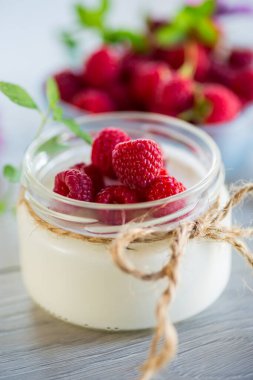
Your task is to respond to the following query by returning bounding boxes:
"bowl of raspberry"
[53,45,253,179]
[18,112,231,331]
[50,1,253,180]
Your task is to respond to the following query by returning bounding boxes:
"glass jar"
[202,105,253,181]
[17,113,231,331]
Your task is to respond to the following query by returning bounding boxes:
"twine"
[20,184,253,380]
[19,196,174,245]
[110,184,253,380]
[19,196,112,244]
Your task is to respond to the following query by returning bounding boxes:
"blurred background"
[0,0,253,172]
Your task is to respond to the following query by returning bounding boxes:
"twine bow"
[110,184,253,380]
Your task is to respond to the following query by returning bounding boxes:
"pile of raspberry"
[53,40,253,125]
[53,127,186,215]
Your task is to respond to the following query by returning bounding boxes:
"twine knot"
[20,184,253,380]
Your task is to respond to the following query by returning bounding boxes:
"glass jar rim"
[22,112,222,212]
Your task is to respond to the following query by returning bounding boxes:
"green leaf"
[61,31,78,49]
[0,200,6,215]
[155,0,217,48]
[39,136,67,154]
[75,0,110,30]
[0,82,39,110]
[75,5,102,28]
[61,118,92,145]
[46,78,64,121]
[192,0,216,17]
[174,9,195,33]
[195,17,219,46]
[100,0,110,13]
[155,25,186,46]
[178,108,196,122]
[52,106,63,121]
[103,29,147,51]
[195,95,213,122]
[3,165,21,183]
[46,78,60,110]
[179,88,213,124]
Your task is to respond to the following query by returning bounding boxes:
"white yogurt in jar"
[17,149,231,331]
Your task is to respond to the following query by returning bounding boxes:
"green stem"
[35,109,51,138]
[178,42,198,80]
[0,182,15,215]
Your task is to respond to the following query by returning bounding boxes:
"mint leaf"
[196,18,219,46]
[193,0,216,17]
[75,0,110,30]
[52,106,63,121]
[155,25,185,46]
[46,78,64,121]
[0,82,39,110]
[46,78,91,144]
[195,95,213,123]
[178,109,196,122]
[46,78,60,110]
[75,4,100,28]
[179,88,213,124]
[61,118,92,145]
[155,0,217,48]
[0,200,6,215]
[103,29,147,51]
[3,165,21,183]
[39,136,67,154]
[174,9,194,33]
[61,31,78,49]
[100,0,110,13]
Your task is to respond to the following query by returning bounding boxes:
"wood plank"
[0,214,19,271]
[0,253,253,380]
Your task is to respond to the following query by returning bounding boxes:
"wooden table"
[1,200,253,380]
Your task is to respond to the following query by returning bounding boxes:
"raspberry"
[202,84,241,124]
[158,44,210,82]
[108,82,133,110]
[193,44,210,82]
[72,89,115,113]
[130,61,171,106]
[153,76,194,116]
[54,70,83,102]
[208,61,235,87]
[91,128,131,178]
[53,169,93,201]
[231,69,253,102]
[229,49,253,69]
[157,46,185,70]
[71,163,105,196]
[159,167,169,176]
[145,176,186,217]
[146,176,186,201]
[96,185,139,225]
[120,51,146,83]
[96,185,138,204]
[112,139,163,189]
[83,46,120,88]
